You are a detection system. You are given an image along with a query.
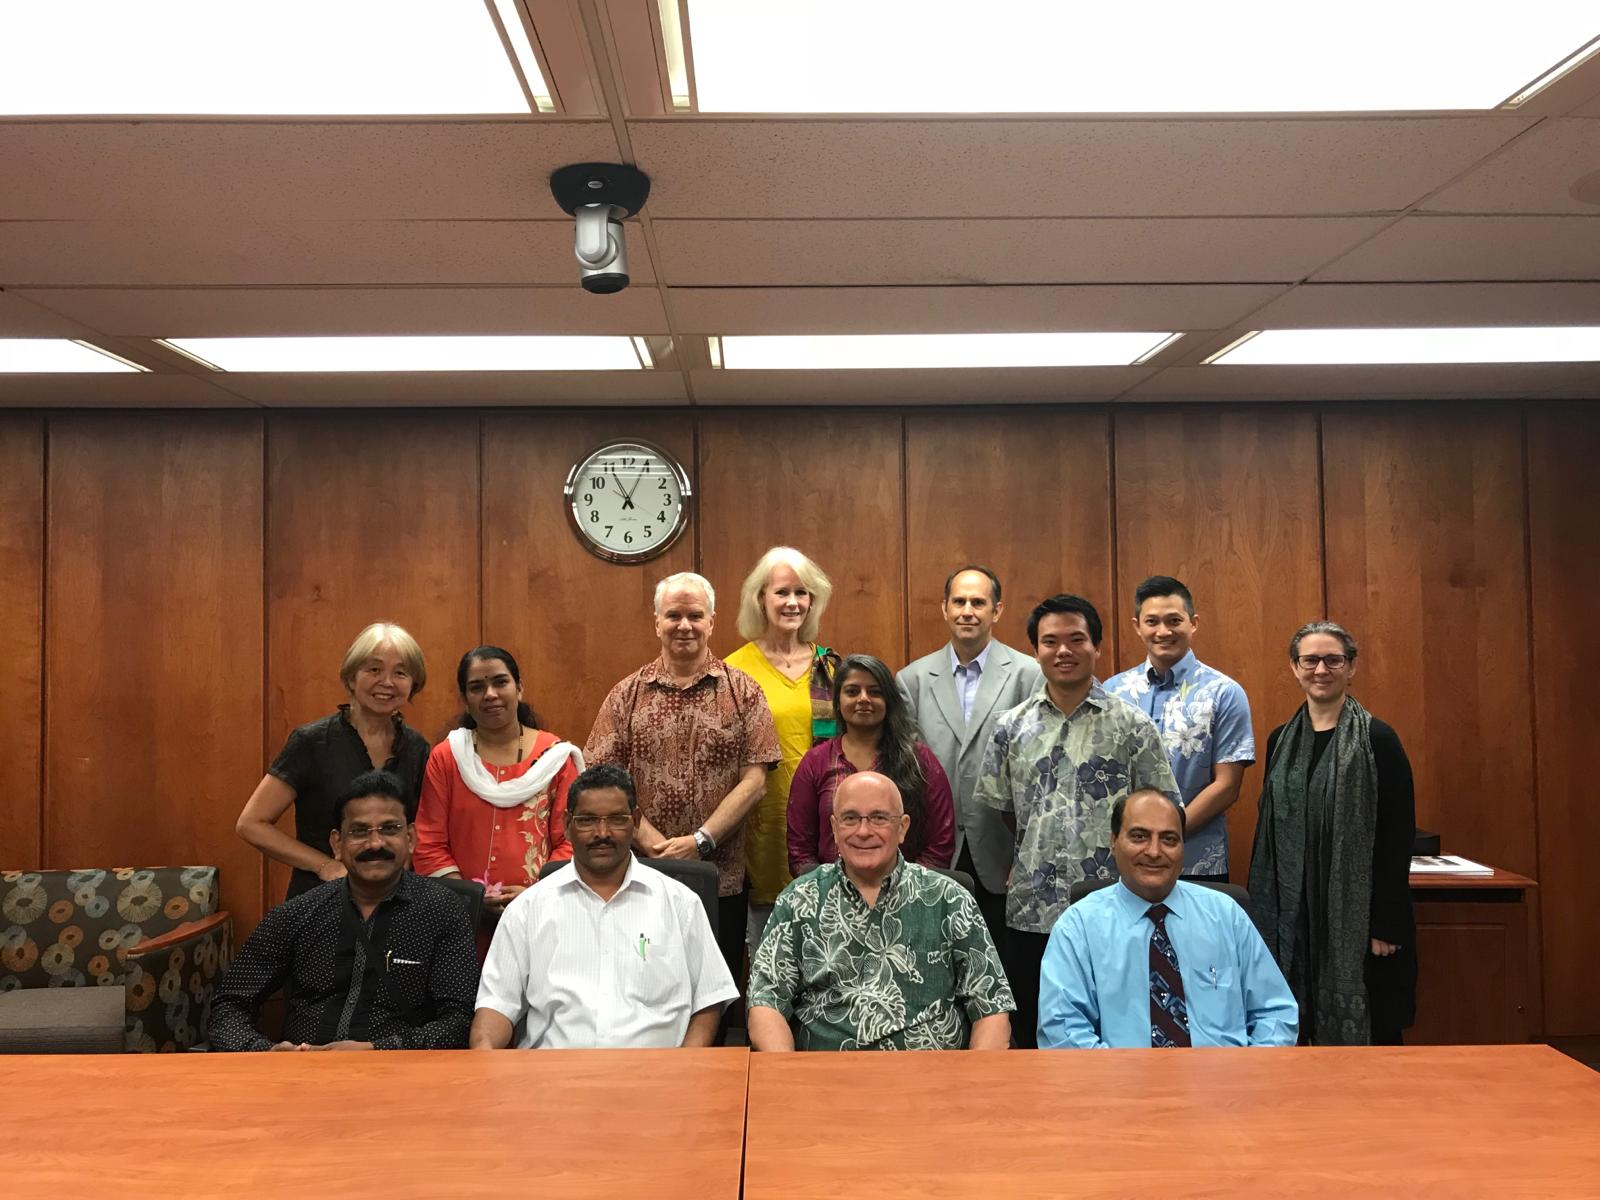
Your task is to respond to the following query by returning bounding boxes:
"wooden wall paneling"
[44,413,265,940]
[1322,405,1536,875]
[265,413,481,905]
[700,412,906,666]
[1112,406,1324,879]
[1527,402,1600,1036]
[480,413,697,747]
[0,416,44,868]
[905,409,1114,669]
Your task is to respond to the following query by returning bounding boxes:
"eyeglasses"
[1295,654,1348,670]
[569,813,636,832]
[344,822,407,840]
[835,812,902,829]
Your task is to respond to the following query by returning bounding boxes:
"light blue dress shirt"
[1037,880,1298,1049]
[1105,651,1255,875]
[948,641,992,725]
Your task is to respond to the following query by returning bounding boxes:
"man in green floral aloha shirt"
[746,771,1014,1052]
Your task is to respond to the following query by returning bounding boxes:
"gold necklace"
[473,724,525,779]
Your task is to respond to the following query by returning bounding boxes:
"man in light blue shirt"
[1038,789,1297,1049]
[1104,576,1255,881]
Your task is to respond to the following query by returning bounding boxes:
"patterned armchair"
[0,867,233,1052]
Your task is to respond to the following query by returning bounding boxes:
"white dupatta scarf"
[446,727,585,809]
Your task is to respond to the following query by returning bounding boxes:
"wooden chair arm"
[125,910,232,958]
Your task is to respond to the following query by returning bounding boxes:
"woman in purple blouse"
[786,653,955,877]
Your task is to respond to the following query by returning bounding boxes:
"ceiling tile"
[220,370,686,406]
[0,372,253,407]
[653,217,1382,286]
[1248,282,1600,327]
[0,289,83,335]
[1311,215,1600,282]
[17,287,668,337]
[668,284,1279,334]
[0,219,656,287]
[1422,119,1600,215]
[0,120,620,220]
[1124,362,1600,401]
[689,366,1148,404]
[629,117,1531,218]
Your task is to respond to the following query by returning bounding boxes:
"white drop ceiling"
[1,2,1598,407]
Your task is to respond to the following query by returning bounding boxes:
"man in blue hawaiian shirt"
[976,594,1178,1048]
[1104,576,1255,883]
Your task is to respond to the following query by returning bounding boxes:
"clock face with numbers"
[562,439,692,563]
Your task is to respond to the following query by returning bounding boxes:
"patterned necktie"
[1146,903,1191,1048]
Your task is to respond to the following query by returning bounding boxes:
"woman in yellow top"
[725,546,838,955]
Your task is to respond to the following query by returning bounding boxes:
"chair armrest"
[123,911,234,1053]
[126,910,231,957]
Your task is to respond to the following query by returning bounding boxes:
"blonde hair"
[654,572,716,616]
[339,622,427,696]
[736,546,833,642]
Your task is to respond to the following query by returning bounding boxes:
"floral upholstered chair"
[0,866,233,1052]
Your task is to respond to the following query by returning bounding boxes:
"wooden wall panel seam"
[36,417,49,868]
[1107,408,1121,670]
[899,413,911,669]
[1315,409,1329,619]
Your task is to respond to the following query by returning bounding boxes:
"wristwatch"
[693,828,716,859]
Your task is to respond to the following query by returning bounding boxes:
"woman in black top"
[237,622,431,900]
[1248,620,1416,1045]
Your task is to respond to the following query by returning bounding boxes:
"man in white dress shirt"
[469,764,738,1050]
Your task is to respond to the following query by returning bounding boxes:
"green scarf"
[1248,695,1378,1045]
[810,645,841,741]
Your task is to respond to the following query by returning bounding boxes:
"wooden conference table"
[0,1047,749,1199]
[745,1045,1600,1199]
[5,1045,1597,1198]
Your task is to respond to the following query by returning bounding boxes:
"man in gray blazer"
[898,565,1043,945]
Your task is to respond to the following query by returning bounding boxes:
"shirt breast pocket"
[623,925,689,1010]
[381,958,432,1019]
[1190,963,1244,1039]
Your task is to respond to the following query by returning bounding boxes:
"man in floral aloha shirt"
[975,594,1178,1047]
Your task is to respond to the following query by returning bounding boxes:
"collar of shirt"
[834,853,906,907]
[336,702,409,739]
[639,653,726,692]
[552,855,658,905]
[947,640,993,677]
[1143,649,1198,689]
[341,870,415,918]
[1109,878,1191,932]
[1034,679,1112,720]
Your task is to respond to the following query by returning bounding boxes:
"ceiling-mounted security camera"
[550,162,652,295]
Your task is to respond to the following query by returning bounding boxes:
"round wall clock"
[562,439,692,563]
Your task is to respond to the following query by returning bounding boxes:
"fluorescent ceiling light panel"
[1212,327,1600,365]
[720,333,1171,369]
[686,0,1598,112]
[0,1,542,115]
[163,337,643,372]
[0,339,142,373]
[489,0,557,112]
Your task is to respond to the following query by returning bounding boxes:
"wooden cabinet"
[1409,868,1536,1045]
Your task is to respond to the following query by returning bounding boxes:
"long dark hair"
[455,645,540,730]
[832,653,929,853]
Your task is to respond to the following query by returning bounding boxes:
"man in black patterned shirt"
[209,769,479,1051]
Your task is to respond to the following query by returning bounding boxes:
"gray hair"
[1289,620,1358,662]
[654,571,716,616]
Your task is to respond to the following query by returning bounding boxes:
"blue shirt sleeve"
[1037,907,1109,1050]
[1212,680,1256,765]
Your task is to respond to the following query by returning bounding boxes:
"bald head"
[835,771,903,815]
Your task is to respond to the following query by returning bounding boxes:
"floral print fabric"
[1,866,230,1051]
[976,684,1179,934]
[748,858,1014,1050]
[1104,651,1255,875]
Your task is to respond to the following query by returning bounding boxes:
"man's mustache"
[355,848,395,862]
